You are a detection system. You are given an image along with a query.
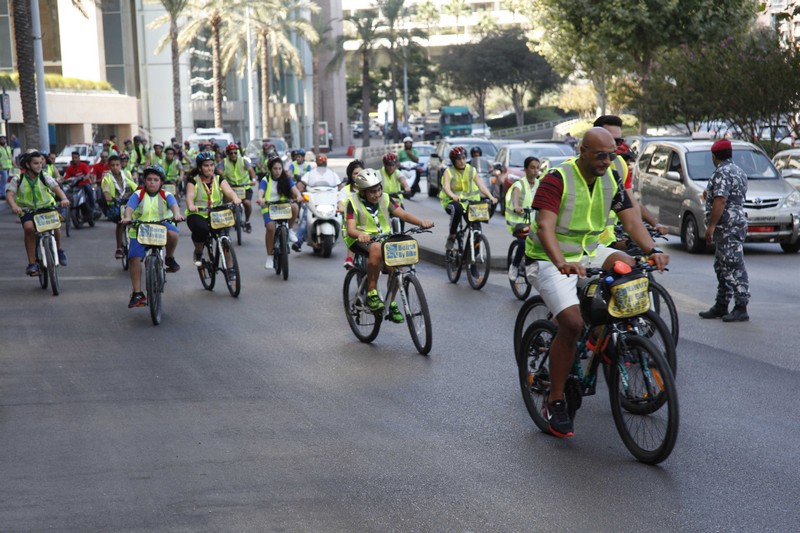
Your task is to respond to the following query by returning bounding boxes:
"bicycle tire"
[45,239,59,296]
[37,242,48,290]
[221,237,241,297]
[618,310,677,375]
[508,240,531,300]
[279,225,289,280]
[343,269,382,343]
[649,279,680,347]
[121,233,129,271]
[513,296,553,358]
[517,320,558,435]
[403,274,432,355]
[146,254,162,325]
[235,206,243,246]
[273,233,282,276]
[445,237,462,284]
[198,241,216,291]
[466,233,491,290]
[608,335,679,465]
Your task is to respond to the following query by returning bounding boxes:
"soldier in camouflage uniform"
[699,139,750,322]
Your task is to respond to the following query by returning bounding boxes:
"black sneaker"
[165,256,181,273]
[291,242,302,253]
[25,263,39,276]
[128,292,147,308]
[543,400,574,438]
[193,251,203,267]
[244,222,252,233]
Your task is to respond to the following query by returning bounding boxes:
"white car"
[54,143,103,174]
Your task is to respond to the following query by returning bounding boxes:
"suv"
[634,139,800,253]
[426,137,497,197]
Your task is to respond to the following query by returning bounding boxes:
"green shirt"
[397,148,418,163]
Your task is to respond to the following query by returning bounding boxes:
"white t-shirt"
[301,167,341,188]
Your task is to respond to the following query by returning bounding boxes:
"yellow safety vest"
[187,176,223,219]
[129,191,170,238]
[504,177,535,230]
[439,164,478,209]
[224,157,250,187]
[163,159,180,182]
[0,145,13,170]
[343,192,391,248]
[15,173,57,210]
[102,170,138,200]
[259,178,292,214]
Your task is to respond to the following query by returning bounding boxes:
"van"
[185,128,235,151]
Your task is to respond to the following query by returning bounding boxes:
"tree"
[150,0,191,142]
[309,14,333,154]
[12,0,40,148]
[377,0,404,142]
[438,42,495,124]
[444,0,470,35]
[415,0,439,40]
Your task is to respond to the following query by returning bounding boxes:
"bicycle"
[266,200,295,280]
[444,199,491,290]
[343,227,433,355]
[196,204,241,297]
[507,207,533,300]
[229,185,248,245]
[59,204,70,238]
[25,207,62,296]
[517,262,679,464]
[128,219,173,325]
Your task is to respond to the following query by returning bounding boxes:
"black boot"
[722,305,749,322]
[699,304,728,319]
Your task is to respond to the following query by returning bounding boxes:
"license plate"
[747,226,775,233]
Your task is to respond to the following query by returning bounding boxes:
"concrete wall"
[318,0,351,148]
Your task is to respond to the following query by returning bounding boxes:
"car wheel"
[681,213,706,254]
[780,241,800,253]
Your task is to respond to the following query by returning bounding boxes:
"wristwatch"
[647,247,664,255]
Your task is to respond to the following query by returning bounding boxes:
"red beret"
[711,139,732,153]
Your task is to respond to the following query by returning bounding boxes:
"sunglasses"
[592,151,618,162]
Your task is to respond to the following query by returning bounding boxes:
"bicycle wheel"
[146,254,162,325]
[467,233,491,290]
[619,310,677,375]
[513,296,553,358]
[121,232,129,271]
[221,238,241,297]
[507,241,531,301]
[234,206,243,246]
[444,240,462,284]
[649,279,680,347]
[343,269,382,343]
[279,225,289,280]
[518,320,558,435]
[198,241,216,291]
[37,243,48,290]
[608,335,679,465]
[44,239,59,296]
[403,274,432,355]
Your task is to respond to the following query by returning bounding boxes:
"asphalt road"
[1,174,800,531]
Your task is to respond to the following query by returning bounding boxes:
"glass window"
[646,147,670,177]
[103,13,124,65]
[0,14,12,70]
[788,155,800,170]
[106,66,125,94]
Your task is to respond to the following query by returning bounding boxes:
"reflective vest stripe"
[16,174,57,209]
[224,158,249,186]
[343,192,391,248]
[0,146,13,169]
[186,176,223,218]
[504,178,533,226]
[163,160,180,181]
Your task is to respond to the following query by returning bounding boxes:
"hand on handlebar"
[557,261,586,277]
[119,216,132,225]
[419,220,434,230]
[11,205,22,215]
[648,251,670,272]
[489,196,498,204]
[173,213,186,222]
[60,199,70,208]
[357,233,372,243]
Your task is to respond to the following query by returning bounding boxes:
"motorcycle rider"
[256,156,302,270]
[397,136,419,164]
[5,150,70,275]
[102,155,138,258]
[219,143,257,233]
[295,154,343,249]
[90,150,111,189]
[505,156,540,280]
[344,168,433,323]
[62,151,97,215]
[440,146,497,250]
[120,166,185,308]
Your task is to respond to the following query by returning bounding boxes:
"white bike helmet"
[354,168,382,190]
[402,136,413,143]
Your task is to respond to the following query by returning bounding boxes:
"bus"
[439,106,472,137]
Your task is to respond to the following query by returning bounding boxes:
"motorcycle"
[63,177,101,228]
[398,161,420,198]
[301,185,342,258]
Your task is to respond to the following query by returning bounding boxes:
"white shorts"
[525,245,621,317]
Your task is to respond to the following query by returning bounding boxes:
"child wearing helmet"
[344,168,433,323]
[149,142,166,168]
[338,159,365,268]
[288,149,311,178]
[377,153,411,208]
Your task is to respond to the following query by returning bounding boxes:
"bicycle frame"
[36,230,59,268]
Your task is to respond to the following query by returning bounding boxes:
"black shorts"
[348,241,372,257]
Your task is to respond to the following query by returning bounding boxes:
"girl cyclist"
[255,157,302,270]
[339,159,365,270]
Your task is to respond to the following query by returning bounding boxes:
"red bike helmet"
[383,153,398,165]
[225,143,239,154]
[449,146,467,163]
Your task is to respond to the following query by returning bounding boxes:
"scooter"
[63,177,100,228]
[398,161,420,198]
[301,185,342,258]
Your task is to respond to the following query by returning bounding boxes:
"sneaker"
[57,249,68,267]
[115,248,123,259]
[25,263,39,276]
[264,256,273,270]
[288,229,298,243]
[508,265,519,281]
[445,236,456,250]
[388,302,405,323]
[244,222,252,234]
[128,292,147,308]
[543,399,574,438]
[722,305,749,322]
[343,256,354,270]
[291,242,302,253]
[699,304,728,319]
[366,289,384,312]
[165,256,181,273]
[193,251,203,267]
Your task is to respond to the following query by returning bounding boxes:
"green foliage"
[487,106,570,128]
[0,72,115,91]
[565,114,639,139]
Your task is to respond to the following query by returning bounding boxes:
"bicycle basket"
[383,234,419,266]
[269,203,293,220]
[231,186,247,199]
[137,223,167,246]
[607,273,650,318]
[209,207,235,229]
[163,183,176,195]
[580,278,609,325]
[467,203,490,222]
[33,209,62,232]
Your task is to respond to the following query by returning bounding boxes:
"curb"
[419,244,508,271]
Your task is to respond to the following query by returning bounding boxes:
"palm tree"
[308,14,333,154]
[149,0,191,142]
[221,0,318,138]
[415,0,439,50]
[12,0,40,147]
[444,0,470,35]
[332,12,384,148]
[377,0,404,142]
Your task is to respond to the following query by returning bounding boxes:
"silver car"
[635,140,800,253]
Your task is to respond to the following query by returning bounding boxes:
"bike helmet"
[296,148,306,156]
[153,141,164,148]
[449,146,468,163]
[119,153,130,160]
[403,136,413,143]
[142,166,165,182]
[383,153,398,165]
[18,149,43,169]
[354,168,382,190]
[196,151,216,166]
[226,143,239,154]
[470,146,482,157]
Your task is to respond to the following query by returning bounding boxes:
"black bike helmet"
[142,165,166,182]
[470,146,482,157]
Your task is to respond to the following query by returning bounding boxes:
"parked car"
[772,148,800,191]
[426,137,498,197]
[493,142,576,210]
[625,135,692,159]
[54,143,103,174]
[635,139,800,253]
[245,138,290,170]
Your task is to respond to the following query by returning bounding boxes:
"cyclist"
[338,159,365,268]
[90,150,111,191]
[181,140,197,169]
[288,149,312,178]
[5,150,70,276]
[120,166,185,308]
[132,136,149,174]
[255,142,278,178]
[102,155,139,258]
[119,153,138,183]
[440,146,497,250]
[162,145,184,194]
[102,139,118,157]
[148,141,166,168]
[186,151,242,269]
[344,168,433,323]
[42,152,61,182]
[378,153,411,206]
[397,136,419,164]
[218,143,257,233]
[256,156,302,270]
[0,134,13,199]
[505,156,540,280]
[525,127,669,438]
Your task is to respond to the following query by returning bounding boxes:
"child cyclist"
[339,159,365,270]
[255,156,302,270]
[344,168,433,323]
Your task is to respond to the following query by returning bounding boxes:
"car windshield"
[686,150,779,180]
[510,146,564,167]
[415,145,435,157]
[59,145,89,157]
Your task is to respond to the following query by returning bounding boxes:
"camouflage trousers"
[713,224,750,307]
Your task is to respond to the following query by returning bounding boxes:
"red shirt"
[91,162,110,184]
[63,161,92,186]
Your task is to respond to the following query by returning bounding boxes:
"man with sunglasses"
[524,127,669,438]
